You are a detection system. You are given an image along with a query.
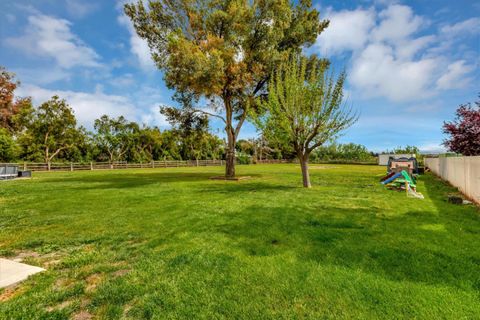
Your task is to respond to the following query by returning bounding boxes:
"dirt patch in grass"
[112,269,130,278]
[85,273,103,293]
[0,285,25,302]
[45,299,74,312]
[54,277,76,290]
[11,251,40,262]
[72,310,93,320]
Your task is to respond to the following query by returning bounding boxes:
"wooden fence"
[3,160,224,172]
[1,158,377,173]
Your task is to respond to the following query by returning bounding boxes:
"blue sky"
[1,0,478,152]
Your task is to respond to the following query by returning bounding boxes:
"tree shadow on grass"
[210,198,480,292]
[43,171,265,190]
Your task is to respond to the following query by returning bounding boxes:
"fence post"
[152,161,154,168]
[90,162,93,170]
[47,162,51,171]
[70,162,73,172]
[23,162,27,171]
[196,159,199,167]
[220,159,223,166]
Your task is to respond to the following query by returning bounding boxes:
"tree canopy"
[443,96,480,156]
[256,54,356,187]
[0,67,33,133]
[125,0,328,177]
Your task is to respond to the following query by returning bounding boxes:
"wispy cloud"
[116,1,156,71]
[5,13,101,69]
[65,0,99,19]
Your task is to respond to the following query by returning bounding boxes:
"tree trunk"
[225,132,236,178]
[299,153,311,188]
[224,95,236,178]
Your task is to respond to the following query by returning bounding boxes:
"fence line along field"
[1,159,379,173]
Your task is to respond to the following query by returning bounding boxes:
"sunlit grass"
[0,164,479,319]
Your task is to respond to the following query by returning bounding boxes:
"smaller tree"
[24,96,80,167]
[131,126,163,162]
[256,54,356,187]
[0,66,33,133]
[94,115,138,165]
[0,128,18,162]
[443,97,480,156]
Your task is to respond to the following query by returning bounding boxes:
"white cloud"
[372,5,424,43]
[109,73,136,88]
[350,43,437,101]
[436,60,474,90]
[395,35,435,60]
[15,83,169,129]
[16,84,139,128]
[117,14,155,71]
[316,8,375,54]
[315,4,476,102]
[440,17,480,37]
[12,67,71,85]
[418,142,446,154]
[141,106,170,128]
[65,0,98,19]
[5,14,100,69]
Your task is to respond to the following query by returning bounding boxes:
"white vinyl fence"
[425,156,480,204]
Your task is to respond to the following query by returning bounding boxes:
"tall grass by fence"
[425,156,480,204]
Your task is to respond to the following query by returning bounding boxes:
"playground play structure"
[380,157,424,199]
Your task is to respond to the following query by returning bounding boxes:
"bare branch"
[192,108,226,124]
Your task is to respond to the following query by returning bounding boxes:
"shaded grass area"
[0,164,479,319]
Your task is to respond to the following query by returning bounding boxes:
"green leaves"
[258,53,356,156]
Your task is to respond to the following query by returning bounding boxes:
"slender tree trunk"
[299,152,311,188]
[225,130,236,178]
[224,95,236,178]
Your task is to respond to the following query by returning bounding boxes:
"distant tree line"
[2,66,443,167]
[0,66,371,165]
[0,67,225,163]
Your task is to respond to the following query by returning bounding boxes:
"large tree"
[21,96,81,167]
[256,54,356,187]
[125,0,327,177]
[443,96,480,156]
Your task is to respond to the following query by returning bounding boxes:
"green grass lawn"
[0,164,479,319]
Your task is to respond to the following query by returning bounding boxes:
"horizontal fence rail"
[1,160,227,172]
[0,158,377,173]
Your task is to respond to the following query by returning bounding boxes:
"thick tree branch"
[234,110,247,138]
